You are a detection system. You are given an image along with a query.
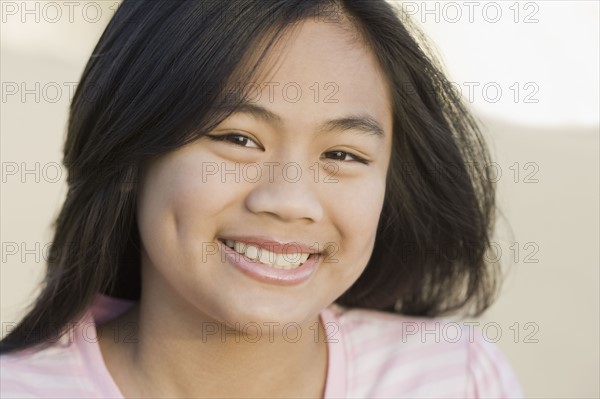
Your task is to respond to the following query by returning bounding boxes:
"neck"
[98,288,329,398]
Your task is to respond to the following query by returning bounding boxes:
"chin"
[217,298,321,331]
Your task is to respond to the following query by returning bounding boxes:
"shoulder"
[464,324,524,398]
[1,295,134,398]
[0,320,108,398]
[0,336,98,398]
[325,305,524,398]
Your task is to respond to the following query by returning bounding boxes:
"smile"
[220,239,312,269]
[217,237,321,286]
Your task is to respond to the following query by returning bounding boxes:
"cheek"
[136,156,231,270]
[326,175,386,273]
[140,153,240,231]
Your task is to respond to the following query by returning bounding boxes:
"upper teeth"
[224,240,310,270]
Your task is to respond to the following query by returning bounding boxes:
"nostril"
[244,185,324,224]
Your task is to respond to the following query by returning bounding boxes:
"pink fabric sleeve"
[466,332,524,398]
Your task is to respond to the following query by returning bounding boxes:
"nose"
[244,162,324,223]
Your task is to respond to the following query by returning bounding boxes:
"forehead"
[231,20,393,138]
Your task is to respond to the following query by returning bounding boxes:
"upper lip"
[219,235,322,255]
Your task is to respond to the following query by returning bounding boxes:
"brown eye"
[322,151,369,165]
[207,133,261,149]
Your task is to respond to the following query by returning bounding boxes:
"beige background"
[1,1,598,398]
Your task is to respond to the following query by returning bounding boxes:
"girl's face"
[137,20,393,328]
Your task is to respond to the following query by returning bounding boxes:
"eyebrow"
[225,101,385,139]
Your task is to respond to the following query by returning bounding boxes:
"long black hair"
[1,0,499,355]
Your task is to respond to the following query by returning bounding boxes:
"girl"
[1,1,523,397]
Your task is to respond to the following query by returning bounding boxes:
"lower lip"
[218,240,320,286]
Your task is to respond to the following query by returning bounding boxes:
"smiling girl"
[1,1,523,398]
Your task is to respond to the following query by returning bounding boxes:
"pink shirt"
[1,294,523,398]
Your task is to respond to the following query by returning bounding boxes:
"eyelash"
[207,133,261,149]
[323,150,370,165]
[207,133,370,165]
